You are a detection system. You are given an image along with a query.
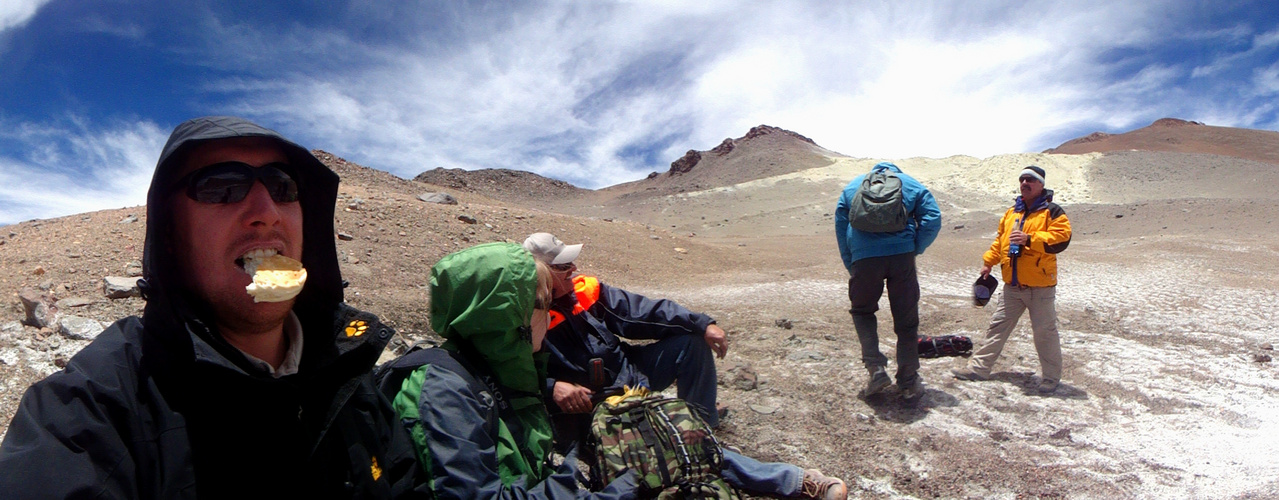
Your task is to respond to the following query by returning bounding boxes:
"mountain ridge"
[1046,117,1279,165]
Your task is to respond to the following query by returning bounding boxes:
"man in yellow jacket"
[953,166,1072,393]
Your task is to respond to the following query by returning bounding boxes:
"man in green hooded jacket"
[387,242,638,499]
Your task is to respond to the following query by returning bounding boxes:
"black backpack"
[849,167,908,233]
[917,335,974,358]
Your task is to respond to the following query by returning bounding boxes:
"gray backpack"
[849,167,908,232]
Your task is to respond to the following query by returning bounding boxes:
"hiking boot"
[951,367,988,381]
[1038,378,1059,393]
[898,377,924,400]
[863,366,892,396]
[801,469,848,500]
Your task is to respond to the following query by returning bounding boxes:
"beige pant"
[967,285,1062,381]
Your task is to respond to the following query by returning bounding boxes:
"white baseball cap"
[522,232,582,265]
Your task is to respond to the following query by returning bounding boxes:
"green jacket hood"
[430,242,540,393]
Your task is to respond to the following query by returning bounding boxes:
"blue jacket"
[835,162,942,269]
[544,276,713,395]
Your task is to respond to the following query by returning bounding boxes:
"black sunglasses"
[550,262,575,272]
[177,161,299,204]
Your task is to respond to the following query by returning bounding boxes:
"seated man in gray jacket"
[523,232,726,432]
[524,232,848,500]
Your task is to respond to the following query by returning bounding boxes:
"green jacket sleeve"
[400,364,638,500]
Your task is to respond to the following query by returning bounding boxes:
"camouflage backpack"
[588,389,739,500]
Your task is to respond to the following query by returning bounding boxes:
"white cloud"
[1190,26,1279,78]
[0,118,165,225]
[63,0,1253,197]
[1255,61,1279,95]
[74,16,145,40]
[0,0,48,31]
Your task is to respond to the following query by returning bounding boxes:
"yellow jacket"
[983,190,1072,287]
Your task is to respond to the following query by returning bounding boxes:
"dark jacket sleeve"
[417,365,635,500]
[591,283,713,341]
[0,363,141,498]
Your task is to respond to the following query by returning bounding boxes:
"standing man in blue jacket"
[835,161,942,399]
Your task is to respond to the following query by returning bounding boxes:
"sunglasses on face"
[1019,177,1039,184]
[177,161,300,204]
[550,262,575,272]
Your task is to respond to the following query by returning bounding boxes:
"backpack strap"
[636,404,673,486]
[376,345,529,444]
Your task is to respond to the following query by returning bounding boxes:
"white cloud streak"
[8,0,1277,224]
[0,118,165,225]
[195,0,1225,189]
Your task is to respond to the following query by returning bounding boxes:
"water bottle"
[1008,218,1023,258]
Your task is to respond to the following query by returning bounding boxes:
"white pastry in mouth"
[242,250,307,303]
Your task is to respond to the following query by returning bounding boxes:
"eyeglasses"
[177,161,299,204]
[1019,177,1039,184]
[550,262,575,272]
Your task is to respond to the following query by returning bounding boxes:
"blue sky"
[1,0,1277,224]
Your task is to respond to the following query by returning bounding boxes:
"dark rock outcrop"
[669,150,702,175]
[743,125,816,145]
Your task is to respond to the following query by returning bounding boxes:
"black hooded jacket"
[0,117,424,498]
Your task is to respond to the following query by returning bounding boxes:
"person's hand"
[980,265,992,277]
[553,381,594,413]
[704,324,728,359]
[1009,230,1030,246]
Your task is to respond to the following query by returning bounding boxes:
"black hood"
[140,116,343,365]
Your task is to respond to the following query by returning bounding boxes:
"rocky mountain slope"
[2,120,1278,498]
[1046,117,1279,165]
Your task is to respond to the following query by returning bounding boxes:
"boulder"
[103,276,142,299]
[727,364,758,391]
[58,315,104,341]
[417,192,458,205]
[56,297,97,308]
[19,288,52,328]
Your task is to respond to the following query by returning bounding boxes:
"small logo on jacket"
[370,456,383,481]
[346,320,369,337]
